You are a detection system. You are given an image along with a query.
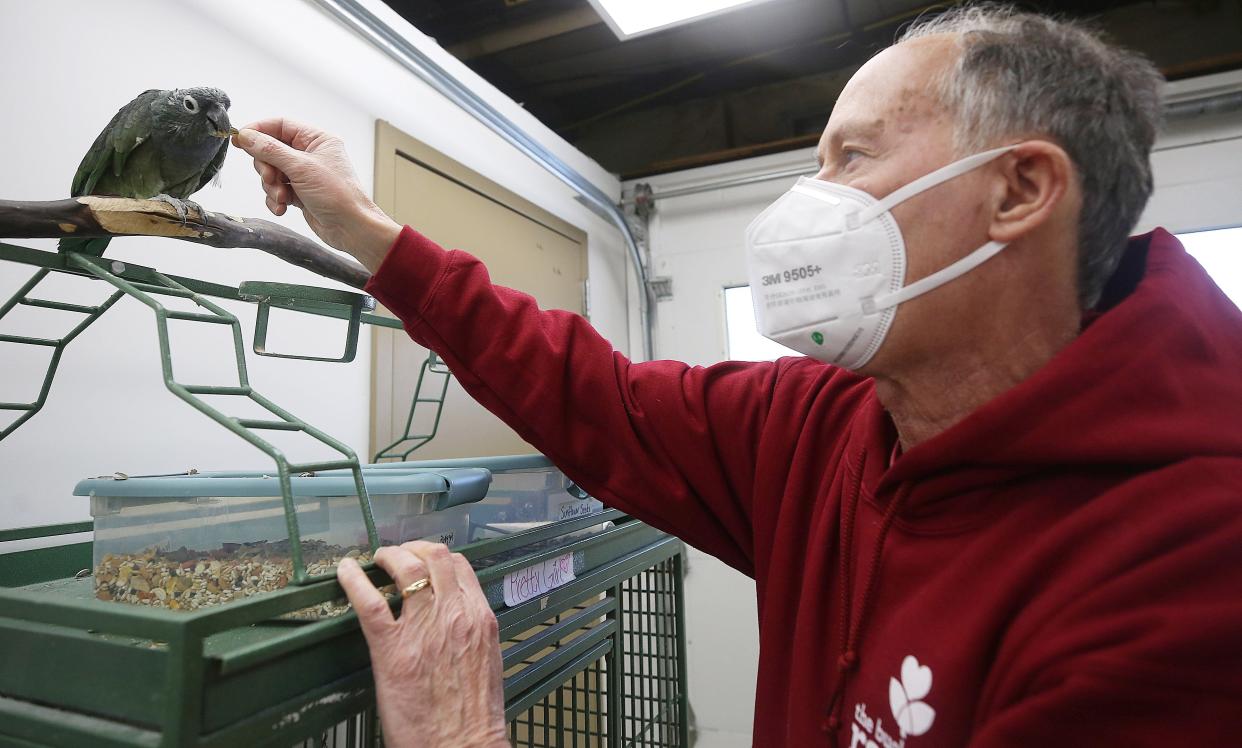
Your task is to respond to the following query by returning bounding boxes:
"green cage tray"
[0,508,679,747]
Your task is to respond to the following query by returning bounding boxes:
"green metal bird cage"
[0,240,689,747]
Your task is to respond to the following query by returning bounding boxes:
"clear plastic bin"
[75,455,607,611]
[76,468,489,610]
[363,455,606,542]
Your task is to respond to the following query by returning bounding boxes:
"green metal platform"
[0,514,688,747]
[1,240,689,746]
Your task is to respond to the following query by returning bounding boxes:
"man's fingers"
[403,541,461,595]
[451,553,497,623]
[450,553,483,596]
[241,117,324,151]
[257,173,294,204]
[268,183,296,207]
[240,117,290,140]
[234,127,305,176]
[265,195,286,216]
[253,158,284,187]
[374,546,433,591]
[337,557,394,636]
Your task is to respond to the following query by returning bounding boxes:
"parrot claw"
[151,194,202,225]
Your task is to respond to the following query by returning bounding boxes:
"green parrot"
[59,87,234,256]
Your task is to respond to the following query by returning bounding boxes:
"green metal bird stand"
[0,197,453,582]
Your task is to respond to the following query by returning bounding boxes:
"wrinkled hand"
[338,542,509,748]
[233,118,400,271]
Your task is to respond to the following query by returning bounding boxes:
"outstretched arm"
[233,119,776,573]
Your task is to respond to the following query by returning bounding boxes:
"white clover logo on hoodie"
[889,655,936,738]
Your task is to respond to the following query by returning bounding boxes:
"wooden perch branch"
[0,197,371,289]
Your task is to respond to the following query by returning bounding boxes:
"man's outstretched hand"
[233,118,400,272]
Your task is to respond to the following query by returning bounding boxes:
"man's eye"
[841,149,864,166]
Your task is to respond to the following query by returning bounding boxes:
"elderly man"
[235,5,1242,745]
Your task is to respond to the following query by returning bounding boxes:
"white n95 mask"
[744,145,1016,370]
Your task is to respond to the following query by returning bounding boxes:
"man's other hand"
[338,542,509,748]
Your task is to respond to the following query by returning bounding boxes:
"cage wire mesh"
[290,555,684,748]
[619,557,683,747]
[507,556,685,748]
[509,654,610,747]
[504,592,612,747]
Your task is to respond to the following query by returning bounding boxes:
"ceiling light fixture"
[586,0,779,40]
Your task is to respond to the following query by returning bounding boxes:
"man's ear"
[989,140,1074,244]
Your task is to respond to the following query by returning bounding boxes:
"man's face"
[813,35,1002,373]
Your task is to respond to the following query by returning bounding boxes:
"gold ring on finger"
[401,577,432,598]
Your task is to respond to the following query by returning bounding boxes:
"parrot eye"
[182,96,198,113]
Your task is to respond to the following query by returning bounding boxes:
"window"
[723,285,801,362]
[1176,227,1242,310]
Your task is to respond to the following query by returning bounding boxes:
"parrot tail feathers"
[57,236,111,257]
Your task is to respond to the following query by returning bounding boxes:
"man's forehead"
[818,37,958,157]
[845,38,955,108]
[825,115,887,141]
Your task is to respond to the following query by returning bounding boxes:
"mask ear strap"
[852,145,1016,227]
[865,240,1008,313]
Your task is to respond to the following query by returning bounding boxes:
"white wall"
[642,148,816,364]
[1138,71,1242,234]
[631,69,1242,747]
[0,0,633,535]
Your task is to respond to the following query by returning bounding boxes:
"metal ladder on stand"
[373,350,452,462]
[0,268,124,440]
[59,252,380,582]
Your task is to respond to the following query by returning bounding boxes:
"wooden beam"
[0,197,371,289]
[447,6,603,60]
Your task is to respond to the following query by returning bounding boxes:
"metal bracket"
[648,276,674,301]
[238,281,376,363]
[631,182,655,222]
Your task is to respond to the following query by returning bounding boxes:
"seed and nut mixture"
[93,539,372,615]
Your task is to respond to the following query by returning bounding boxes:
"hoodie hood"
[872,228,1242,507]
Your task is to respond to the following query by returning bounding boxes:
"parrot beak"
[208,106,233,138]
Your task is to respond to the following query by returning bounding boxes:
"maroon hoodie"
[366,226,1242,746]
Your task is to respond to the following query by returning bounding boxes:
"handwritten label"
[503,553,575,607]
[554,498,596,521]
[419,530,456,546]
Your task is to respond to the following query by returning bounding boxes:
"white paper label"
[503,552,575,607]
[553,498,596,521]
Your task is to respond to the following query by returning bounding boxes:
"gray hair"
[900,4,1165,308]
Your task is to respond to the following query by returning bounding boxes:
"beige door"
[371,121,588,460]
